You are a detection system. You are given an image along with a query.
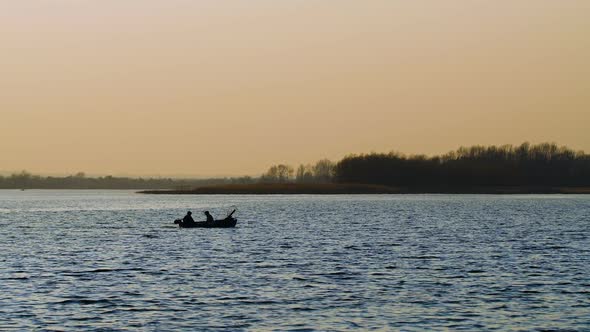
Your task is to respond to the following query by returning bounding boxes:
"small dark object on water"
[174,209,237,228]
[174,218,237,228]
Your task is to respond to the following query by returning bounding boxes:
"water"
[1,190,589,331]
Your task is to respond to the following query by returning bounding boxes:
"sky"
[1,1,589,177]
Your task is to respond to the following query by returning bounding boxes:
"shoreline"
[138,183,590,195]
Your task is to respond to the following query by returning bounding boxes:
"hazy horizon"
[1,140,589,179]
[2,1,589,177]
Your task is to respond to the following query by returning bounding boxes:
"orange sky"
[1,1,589,177]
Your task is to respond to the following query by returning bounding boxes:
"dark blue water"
[1,191,589,331]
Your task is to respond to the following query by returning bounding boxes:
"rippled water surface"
[1,190,589,331]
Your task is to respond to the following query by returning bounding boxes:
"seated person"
[204,211,214,223]
[183,211,195,224]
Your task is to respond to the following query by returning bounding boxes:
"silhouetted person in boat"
[204,211,214,223]
[183,211,195,224]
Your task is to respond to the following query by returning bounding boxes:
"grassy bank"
[140,183,399,194]
[139,183,590,195]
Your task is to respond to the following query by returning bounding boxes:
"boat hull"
[175,218,237,228]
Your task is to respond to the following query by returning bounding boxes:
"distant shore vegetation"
[2,143,589,190]
[335,142,590,187]
[0,171,255,190]
[260,142,590,187]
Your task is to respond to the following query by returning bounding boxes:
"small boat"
[174,217,237,228]
[174,209,238,228]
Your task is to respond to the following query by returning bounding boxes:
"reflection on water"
[0,190,589,330]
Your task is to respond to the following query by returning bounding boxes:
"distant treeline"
[0,172,256,190]
[3,142,589,189]
[260,159,335,183]
[334,143,590,187]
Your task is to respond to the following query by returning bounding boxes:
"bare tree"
[261,164,294,183]
[312,159,335,183]
[296,164,314,183]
